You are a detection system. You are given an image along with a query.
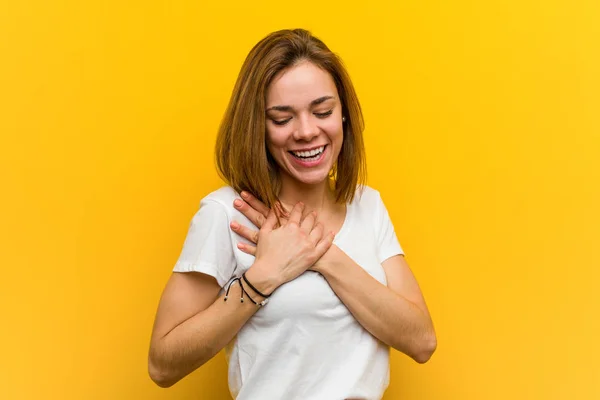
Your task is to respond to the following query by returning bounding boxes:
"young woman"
[148,28,436,400]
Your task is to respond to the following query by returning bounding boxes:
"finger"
[309,222,324,244]
[274,202,290,222]
[287,202,304,226]
[314,231,335,257]
[301,211,316,234]
[240,191,270,218]
[261,209,278,232]
[230,221,260,244]
[234,198,266,228]
[236,242,257,256]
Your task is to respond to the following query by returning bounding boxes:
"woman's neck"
[277,174,336,214]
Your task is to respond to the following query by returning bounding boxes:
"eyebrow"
[266,96,335,112]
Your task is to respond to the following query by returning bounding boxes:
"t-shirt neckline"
[333,200,353,245]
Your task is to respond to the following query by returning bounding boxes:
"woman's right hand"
[247,202,334,294]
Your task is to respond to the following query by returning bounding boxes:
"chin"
[288,169,331,185]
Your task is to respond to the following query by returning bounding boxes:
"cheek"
[323,123,344,160]
[266,129,289,165]
[266,127,289,150]
[323,121,344,144]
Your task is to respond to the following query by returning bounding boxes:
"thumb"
[314,231,335,257]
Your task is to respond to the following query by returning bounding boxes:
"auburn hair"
[215,28,366,209]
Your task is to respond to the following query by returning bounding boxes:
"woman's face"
[265,61,344,187]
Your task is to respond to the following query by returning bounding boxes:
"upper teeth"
[292,146,325,158]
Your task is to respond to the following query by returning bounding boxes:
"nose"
[293,114,319,142]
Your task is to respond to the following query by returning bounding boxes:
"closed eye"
[314,110,333,118]
[272,118,292,126]
[270,109,333,125]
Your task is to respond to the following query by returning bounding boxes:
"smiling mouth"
[288,145,326,161]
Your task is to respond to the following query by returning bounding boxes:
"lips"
[287,144,328,167]
[288,145,326,160]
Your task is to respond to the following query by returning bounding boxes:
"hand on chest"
[233,230,387,322]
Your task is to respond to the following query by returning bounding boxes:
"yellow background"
[1,0,599,399]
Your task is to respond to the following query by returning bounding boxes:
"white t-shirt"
[173,185,404,400]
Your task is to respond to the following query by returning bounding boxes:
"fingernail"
[298,202,304,207]
[241,191,249,199]
[237,243,244,249]
[231,221,240,229]
[234,199,243,207]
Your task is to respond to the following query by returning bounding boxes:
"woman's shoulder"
[352,185,383,207]
[198,185,240,210]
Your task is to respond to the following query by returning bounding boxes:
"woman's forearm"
[318,258,436,363]
[149,281,260,387]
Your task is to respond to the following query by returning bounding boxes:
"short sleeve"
[172,198,237,287]
[375,191,405,263]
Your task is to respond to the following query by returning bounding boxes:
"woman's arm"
[148,271,262,387]
[313,247,437,363]
[149,203,333,387]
